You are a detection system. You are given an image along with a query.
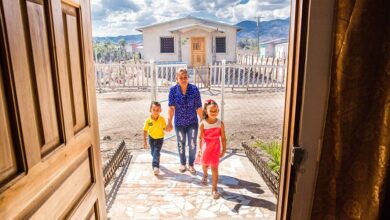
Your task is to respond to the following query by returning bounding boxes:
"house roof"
[168,23,225,33]
[136,15,241,32]
[261,38,289,45]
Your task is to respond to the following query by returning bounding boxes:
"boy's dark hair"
[202,99,218,119]
[150,101,161,110]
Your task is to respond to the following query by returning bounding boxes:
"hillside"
[92,18,290,44]
[236,18,290,42]
[93,35,143,44]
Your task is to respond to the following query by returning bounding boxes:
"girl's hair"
[202,99,218,119]
[150,101,161,110]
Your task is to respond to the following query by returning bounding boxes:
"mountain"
[236,18,290,42]
[92,18,290,44]
[93,34,143,44]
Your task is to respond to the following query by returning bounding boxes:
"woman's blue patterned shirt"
[168,83,202,126]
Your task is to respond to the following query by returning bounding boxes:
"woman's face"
[177,71,189,87]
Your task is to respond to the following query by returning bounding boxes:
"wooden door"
[191,37,206,67]
[0,0,106,219]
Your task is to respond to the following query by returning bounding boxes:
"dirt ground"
[96,89,285,164]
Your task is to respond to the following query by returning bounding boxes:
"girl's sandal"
[212,191,220,200]
[201,176,208,185]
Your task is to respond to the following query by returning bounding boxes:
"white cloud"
[91,0,290,36]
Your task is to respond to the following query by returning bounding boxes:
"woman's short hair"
[176,68,188,76]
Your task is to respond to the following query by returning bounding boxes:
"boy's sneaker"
[179,165,186,173]
[153,167,159,175]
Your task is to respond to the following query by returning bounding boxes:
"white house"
[136,15,241,67]
[260,38,289,58]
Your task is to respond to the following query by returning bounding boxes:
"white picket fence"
[94,57,287,92]
[94,62,187,91]
[193,57,287,90]
[236,54,283,65]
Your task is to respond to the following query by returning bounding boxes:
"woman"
[166,68,203,174]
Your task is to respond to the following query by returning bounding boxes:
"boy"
[143,101,166,175]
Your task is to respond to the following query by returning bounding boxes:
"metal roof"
[136,15,241,32]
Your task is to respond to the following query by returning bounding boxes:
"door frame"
[277,0,335,219]
[190,36,206,67]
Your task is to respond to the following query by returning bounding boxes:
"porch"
[106,137,276,219]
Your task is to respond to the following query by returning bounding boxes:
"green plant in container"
[254,140,281,174]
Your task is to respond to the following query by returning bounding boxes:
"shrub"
[253,140,281,174]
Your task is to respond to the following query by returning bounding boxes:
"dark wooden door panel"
[0,0,106,219]
[62,2,88,134]
[0,67,18,186]
[25,0,63,157]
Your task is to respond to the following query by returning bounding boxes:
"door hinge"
[291,146,305,167]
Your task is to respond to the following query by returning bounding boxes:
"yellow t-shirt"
[143,115,166,139]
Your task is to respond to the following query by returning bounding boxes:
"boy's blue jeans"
[175,123,198,167]
[148,136,163,168]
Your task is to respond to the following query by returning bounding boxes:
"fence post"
[95,64,102,93]
[193,67,197,87]
[221,60,226,121]
[150,60,157,102]
[208,64,211,91]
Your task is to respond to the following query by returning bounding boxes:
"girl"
[197,99,227,199]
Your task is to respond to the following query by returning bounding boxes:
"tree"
[118,38,127,61]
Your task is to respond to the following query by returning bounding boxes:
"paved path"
[108,138,276,219]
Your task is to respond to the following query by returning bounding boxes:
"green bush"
[253,140,281,174]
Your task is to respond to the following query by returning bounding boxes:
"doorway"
[191,37,206,67]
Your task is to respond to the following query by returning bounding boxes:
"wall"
[215,28,237,62]
[181,29,212,64]
[275,42,288,58]
[141,18,238,64]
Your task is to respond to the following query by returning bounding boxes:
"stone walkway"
[108,138,277,219]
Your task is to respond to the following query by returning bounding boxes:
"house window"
[160,37,174,53]
[216,37,226,53]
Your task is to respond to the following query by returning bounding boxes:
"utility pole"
[255,15,263,55]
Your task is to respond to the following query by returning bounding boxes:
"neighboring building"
[125,43,143,55]
[260,38,289,58]
[136,15,241,66]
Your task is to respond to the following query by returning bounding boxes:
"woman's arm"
[167,87,175,132]
[194,87,203,120]
[166,106,175,132]
[196,107,203,120]
[220,121,227,157]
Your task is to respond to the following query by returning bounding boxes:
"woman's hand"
[166,123,173,132]
[197,149,202,157]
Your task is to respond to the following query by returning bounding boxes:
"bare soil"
[96,89,285,165]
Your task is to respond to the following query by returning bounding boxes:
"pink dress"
[201,119,222,167]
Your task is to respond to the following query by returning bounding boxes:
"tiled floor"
[108,138,277,219]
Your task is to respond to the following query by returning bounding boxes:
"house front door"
[0,0,106,219]
[191,37,206,67]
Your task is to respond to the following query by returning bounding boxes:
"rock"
[103,135,111,140]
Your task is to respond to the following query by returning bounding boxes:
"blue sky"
[91,0,291,37]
